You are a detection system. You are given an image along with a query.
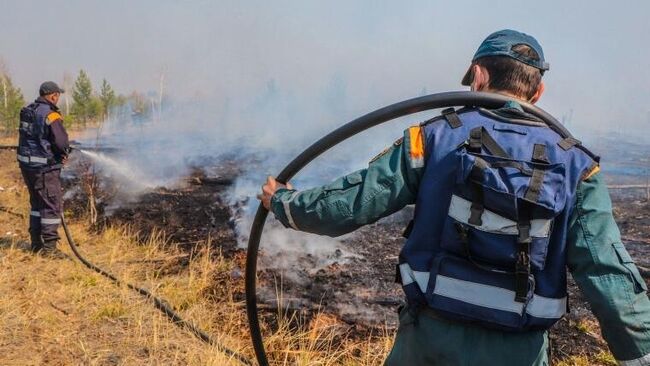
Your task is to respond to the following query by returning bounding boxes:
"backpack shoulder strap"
[441,107,462,129]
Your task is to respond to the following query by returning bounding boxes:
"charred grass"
[0,149,392,365]
[2,147,648,365]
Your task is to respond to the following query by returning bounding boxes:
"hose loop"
[245,91,572,366]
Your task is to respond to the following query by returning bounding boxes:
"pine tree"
[71,69,98,126]
[99,79,116,119]
[0,72,25,133]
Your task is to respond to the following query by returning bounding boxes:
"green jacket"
[270,108,650,365]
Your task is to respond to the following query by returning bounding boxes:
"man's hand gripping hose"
[244,91,589,366]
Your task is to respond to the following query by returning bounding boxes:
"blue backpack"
[399,107,597,331]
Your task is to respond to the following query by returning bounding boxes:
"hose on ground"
[245,91,583,366]
[61,215,253,366]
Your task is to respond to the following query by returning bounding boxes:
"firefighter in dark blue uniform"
[18,81,70,257]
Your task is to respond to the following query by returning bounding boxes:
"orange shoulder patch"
[407,126,425,168]
[46,112,62,125]
[582,164,600,181]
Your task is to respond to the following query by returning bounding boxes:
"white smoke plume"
[4,1,648,300]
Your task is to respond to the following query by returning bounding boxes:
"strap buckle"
[468,128,482,153]
[468,201,484,226]
[514,222,532,303]
[517,222,532,245]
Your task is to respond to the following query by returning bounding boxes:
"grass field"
[0,147,393,365]
[0,142,624,365]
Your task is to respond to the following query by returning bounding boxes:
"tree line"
[0,67,155,134]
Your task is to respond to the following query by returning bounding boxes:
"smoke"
[73,73,418,278]
[3,0,648,308]
[3,1,650,138]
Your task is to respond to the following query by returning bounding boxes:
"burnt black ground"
[64,159,649,365]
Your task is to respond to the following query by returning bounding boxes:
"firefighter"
[18,81,69,258]
[258,30,650,365]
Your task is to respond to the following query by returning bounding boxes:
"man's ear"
[529,81,545,104]
[470,64,489,92]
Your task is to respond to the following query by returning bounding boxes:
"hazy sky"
[1,0,649,141]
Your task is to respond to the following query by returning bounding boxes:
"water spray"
[71,145,156,190]
[59,145,254,365]
[244,91,594,366]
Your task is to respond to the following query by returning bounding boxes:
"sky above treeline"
[1,0,648,142]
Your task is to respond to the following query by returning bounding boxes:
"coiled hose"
[61,216,253,365]
[245,91,589,366]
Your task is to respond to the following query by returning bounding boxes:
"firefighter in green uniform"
[258,30,650,366]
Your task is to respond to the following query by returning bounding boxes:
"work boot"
[30,232,43,253]
[30,243,44,253]
[40,240,68,259]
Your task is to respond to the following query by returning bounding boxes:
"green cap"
[461,29,549,86]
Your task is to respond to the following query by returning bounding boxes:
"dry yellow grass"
[555,351,617,366]
[0,138,622,365]
[0,149,393,365]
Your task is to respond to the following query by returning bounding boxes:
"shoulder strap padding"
[442,107,462,129]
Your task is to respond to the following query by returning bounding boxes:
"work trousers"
[384,307,549,366]
[21,167,63,248]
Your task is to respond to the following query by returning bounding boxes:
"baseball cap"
[39,81,65,96]
[461,29,549,86]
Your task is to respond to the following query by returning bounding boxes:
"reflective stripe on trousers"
[17,154,48,164]
[41,217,61,225]
[21,168,62,242]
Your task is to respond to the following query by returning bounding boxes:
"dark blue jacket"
[17,97,69,169]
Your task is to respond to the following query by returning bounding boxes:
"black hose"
[245,91,579,366]
[61,216,253,366]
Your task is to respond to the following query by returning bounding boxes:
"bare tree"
[0,59,8,110]
[62,72,73,115]
[159,71,165,117]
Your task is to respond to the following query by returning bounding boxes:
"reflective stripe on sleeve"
[399,263,429,293]
[17,154,48,164]
[30,211,41,217]
[448,195,552,237]
[41,218,61,225]
[282,191,300,230]
[618,353,650,366]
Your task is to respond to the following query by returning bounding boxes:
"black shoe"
[40,241,68,259]
[39,248,68,259]
[30,233,44,253]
